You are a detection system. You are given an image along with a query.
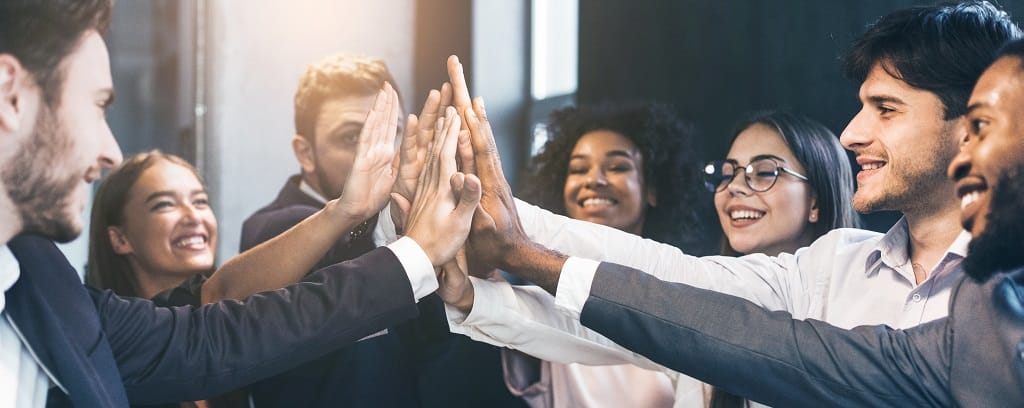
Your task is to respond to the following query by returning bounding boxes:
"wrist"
[322,200,363,236]
[452,281,475,313]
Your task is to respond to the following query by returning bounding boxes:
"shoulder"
[796,228,884,256]
[240,203,320,250]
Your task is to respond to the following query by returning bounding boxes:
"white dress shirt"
[1,245,55,407]
[446,199,969,407]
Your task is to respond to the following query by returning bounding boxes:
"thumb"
[390,192,411,222]
[453,173,482,220]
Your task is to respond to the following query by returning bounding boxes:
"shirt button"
[911,293,922,303]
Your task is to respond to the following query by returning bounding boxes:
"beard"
[1,103,83,243]
[855,138,959,214]
[963,167,1024,282]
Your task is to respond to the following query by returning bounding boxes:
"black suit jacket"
[578,261,1024,407]
[4,233,419,407]
[240,175,524,408]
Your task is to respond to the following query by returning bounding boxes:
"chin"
[963,171,1024,282]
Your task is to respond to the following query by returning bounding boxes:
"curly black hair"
[519,103,718,255]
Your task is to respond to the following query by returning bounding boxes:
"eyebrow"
[570,150,637,161]
[726,154,788,164]
[144,189,206,204]
[866,95,906,106]
[965,102,985,116]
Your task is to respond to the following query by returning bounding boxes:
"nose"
[947,139,972,182]
[725,169,752,196]
[839,109,872,152]
[98,120,123,168]
[585,168,609,188]
[180,203,203,225]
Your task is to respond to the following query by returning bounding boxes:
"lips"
[729,209,765,221]
[172,233,208,250]
[578,197,617,209]
[855,156,888,183]
[955,176,988,232]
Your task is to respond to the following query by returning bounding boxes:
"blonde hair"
[293,54,399,140]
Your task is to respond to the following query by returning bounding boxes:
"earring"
[809,211,818,222]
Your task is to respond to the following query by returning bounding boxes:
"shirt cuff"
[386,237,438,301]
[553,257,600,319]
[447,276,506,326]
[372,204,401,247]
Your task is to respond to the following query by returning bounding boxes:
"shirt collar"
[866,217,973,276]
[0,245,20,313]
[298,179,330,205]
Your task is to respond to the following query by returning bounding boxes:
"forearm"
[449,277,661,369]
[500,240,568,295]
[202,200,360,303]
[580,263,951,407]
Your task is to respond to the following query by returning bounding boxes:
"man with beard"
[0,0,481,406]
[223,55,522,408]
[515,39,1024,406]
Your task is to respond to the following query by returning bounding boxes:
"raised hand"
[390,83,454,231]
[404,107,482,266]
[335,83,401,222]
[435,247,475,312]
[447,55,566,292]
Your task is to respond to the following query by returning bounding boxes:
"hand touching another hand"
[332,83,401,223]
[404,107,482,267]
[390,83,454,231]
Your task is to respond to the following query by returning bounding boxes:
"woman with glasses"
[505,103,718,408]
[702,110,860,407]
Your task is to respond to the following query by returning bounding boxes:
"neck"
[0,198,23,247]
[902,197,963,282]
[130,262,193,299]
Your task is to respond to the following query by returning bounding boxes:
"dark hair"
[0,0,112,104]
[520,103,717,254]
[293,54,399,141]
[997,37,1024,61]
[721,111,861,255]
[87,150,203,296]
[842,1,1021,119]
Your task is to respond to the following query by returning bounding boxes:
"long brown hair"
[86,150,203,296]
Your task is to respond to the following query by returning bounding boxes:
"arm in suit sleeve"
[98,241,435,405]
[579,262,953,407]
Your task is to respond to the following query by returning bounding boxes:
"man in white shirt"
[431,2,1022,405]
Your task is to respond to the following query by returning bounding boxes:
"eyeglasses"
[703,158,808,193]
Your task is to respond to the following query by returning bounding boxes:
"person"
[533,41,1024,406]
[86,151,245,408]
[415,1,1020,405]
[503,103,715,407]
[219,54,521,407]
[0,1,478,405]
[450,109,858,407]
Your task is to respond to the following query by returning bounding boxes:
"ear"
[291,134,316,175]
[107,226,134,255]
[645,186,658,208]
[0,54,27,134]
[808,193,819,223]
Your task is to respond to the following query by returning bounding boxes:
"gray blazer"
[578,262,1024,407]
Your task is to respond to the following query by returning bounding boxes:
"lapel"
[6,234,129,406]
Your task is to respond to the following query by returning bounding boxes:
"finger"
[402,113,419,160]
[453,173,482,220]
[457,129,476,174]
[385,84,400,148]
[450,171,466,197]
[463,104,504,183]
[440,108,462,180]
[390,192,411,223]
[447,55,472,114]
[418,89,441,132]
[439,82,453,113]
[355,88,387,157]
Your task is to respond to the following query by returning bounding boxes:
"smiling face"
[109,159,217,288]
[840,62,962,215]
[948,56,1024,238]
[563,130,652,234]
[0,31,122,242]
[715,124,816,256]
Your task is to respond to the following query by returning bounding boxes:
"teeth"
[861,162,886,171]
[581,198,615,208]
[960,191,981,209]
[730,210,765,220]
[174,236,206,248]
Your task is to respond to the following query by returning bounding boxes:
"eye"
[193,197,210,208]
[568,165,588,175]
[606,163,634,173]
[969,118,988,135]
[877,105,895,115]
[150,201,174,211]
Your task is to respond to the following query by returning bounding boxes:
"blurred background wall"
[61,0,1024,273]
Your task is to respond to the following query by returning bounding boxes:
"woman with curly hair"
[520,103,718,254]
[504,103,718,408]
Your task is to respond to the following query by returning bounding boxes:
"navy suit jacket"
[240,175,524,408]
[579,261,1024,407]
[5,233,419,407]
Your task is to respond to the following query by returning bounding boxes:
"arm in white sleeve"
[386,236,438,301]
[446,274,661,370]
